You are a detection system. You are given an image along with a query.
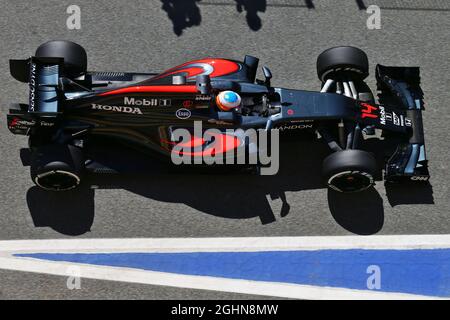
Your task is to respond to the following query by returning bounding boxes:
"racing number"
[360,102,378,119]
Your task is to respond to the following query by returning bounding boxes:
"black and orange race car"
[7,40,429,192]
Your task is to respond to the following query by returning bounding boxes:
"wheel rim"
[35,170,80,191]
[328,171,373,193]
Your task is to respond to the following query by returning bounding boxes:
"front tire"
[323,149,376,193]
[31,144,84,191]
[317,46,369,82]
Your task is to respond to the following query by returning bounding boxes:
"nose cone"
[216,91,242,111]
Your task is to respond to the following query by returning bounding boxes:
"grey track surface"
[0,0,449,299]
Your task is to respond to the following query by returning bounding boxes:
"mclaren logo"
[91,103,143,114]
[180,62,214,80]
[29,63,37,112]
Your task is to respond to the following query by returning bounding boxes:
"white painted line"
[0,256,439,300]
[1,235,450,254]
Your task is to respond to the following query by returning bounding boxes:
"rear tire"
[317,46,369,82]
[31,144,84,191]
[35,40,87,78]
[323,149,376,193]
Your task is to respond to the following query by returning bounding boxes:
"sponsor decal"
[360,102,378,119]
[124,97,158,106]
[9,118,36,129]
[176,108,191,119]
[124,97,171,107]
[8,118,19,128]
[17,120,36,126]
[195,95,212,101]
[29,63,37,112]
[379,105,386,125]
[278,124,314,131]
[183,100,194,108]
[207,119,233,126]
[411,176,429,181]
[290,120,313,123]
[344,67,365,74]
[91,103,143,115]
[405,118,412,127]
[159,98,171,107]
[40,121,55,127]
[379,106,411,127]
[385,112,393,122]
[392,112,400,126]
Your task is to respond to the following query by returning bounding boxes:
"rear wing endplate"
[10,57,64,113]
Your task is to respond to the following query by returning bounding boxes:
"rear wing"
[10,57,64,113]
[8,57,63,135]
[376,64,429,182]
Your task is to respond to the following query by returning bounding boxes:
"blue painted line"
[15,249,450,297]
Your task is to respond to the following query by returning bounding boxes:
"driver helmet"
[216,91,241,111]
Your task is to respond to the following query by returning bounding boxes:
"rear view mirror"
[262,66,272,80]
[262,66,272,86]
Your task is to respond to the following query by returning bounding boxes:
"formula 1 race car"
[7,40,429,192]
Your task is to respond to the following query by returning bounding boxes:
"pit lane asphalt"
[0,0,449,299]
